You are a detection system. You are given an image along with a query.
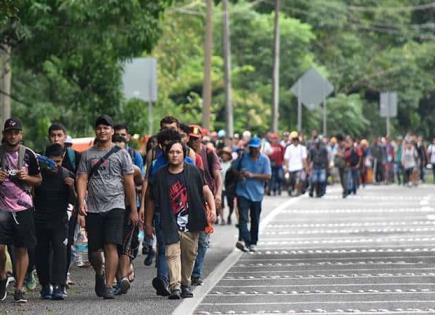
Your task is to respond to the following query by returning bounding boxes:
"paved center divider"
[173,197,303,315]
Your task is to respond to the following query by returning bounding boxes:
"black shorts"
[86,208,124,252]
[0,208,36,249]
[117,208,139,260]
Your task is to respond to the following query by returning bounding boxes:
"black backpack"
[350,149,359,167]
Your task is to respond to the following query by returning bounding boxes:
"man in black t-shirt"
[47,122,80,292]
[308,139,329,197]
[146,140,216,300]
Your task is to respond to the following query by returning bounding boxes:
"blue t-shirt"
[235,153,271,202]
[150,151,195,179]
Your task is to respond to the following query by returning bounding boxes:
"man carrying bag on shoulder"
[76,115,137,300]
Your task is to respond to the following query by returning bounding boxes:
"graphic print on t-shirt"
[168,179,189,231]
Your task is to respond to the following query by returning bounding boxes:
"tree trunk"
[271,0,280,132]
[0,44,11,123]
[223,0,233,137]
[202,0,213,130]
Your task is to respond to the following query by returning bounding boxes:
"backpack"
[350,149,359,167]
[66,147,76,172]
[0,144,26,171]
[225,152,245,195]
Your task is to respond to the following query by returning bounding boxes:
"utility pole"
[271,0,280,132]
[222,0,233,137]
[0,44,11,123]
[202,0,213,130]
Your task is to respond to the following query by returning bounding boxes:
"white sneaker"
[249,245,257,252]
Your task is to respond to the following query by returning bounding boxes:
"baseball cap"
[248,137,261,148]
[65,135,73,145]
[95,114,113,128]
[3,118,23,131]
[189,125,203,138]
[290,131,298,139]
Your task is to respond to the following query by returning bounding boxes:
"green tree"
[3,0,171,149]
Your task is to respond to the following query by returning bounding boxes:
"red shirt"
[268,144,285,166]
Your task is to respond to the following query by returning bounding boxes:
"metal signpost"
[122,57,157,135]
[291,68,334,135]
[380,92,397,137]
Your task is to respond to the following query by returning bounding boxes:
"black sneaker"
[191,276,203,286]
[181,285,193,298]
[40,285,52,300]
[52,285,65,300]
[0,277,7,301]
[103,287,115,300]
[95,274,106,297]
[144,248,155,266]
[14,289,27,303]
[152,277,170,296]
[235,241,249,252]
[168,288,181,300]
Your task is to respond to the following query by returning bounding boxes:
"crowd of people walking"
[0,114,433,304]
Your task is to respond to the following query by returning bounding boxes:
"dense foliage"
[2,0,435,151]
[1,0,171,149]
[152,0,435,138]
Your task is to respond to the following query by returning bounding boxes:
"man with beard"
[0,118,42,303]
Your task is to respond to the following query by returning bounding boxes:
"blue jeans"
[192,231,210,279]
[310,168,326,196]
[154,213,169,284]
[311,168,326,183]
[237,196,262,246]
[270,166,284,194]
[346,168,360,193]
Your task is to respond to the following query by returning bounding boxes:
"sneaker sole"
[51,295,65,301]
[103,295,114,300]
[14,299,28,303]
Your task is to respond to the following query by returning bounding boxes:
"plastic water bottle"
[138,230,144,256]
[75,227,89,267]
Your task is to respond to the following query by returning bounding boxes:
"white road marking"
[173,197,303,315]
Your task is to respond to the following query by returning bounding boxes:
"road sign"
[122,57,157,135]
[380,92,397,117]
[122,57,157,102]
[291,68,334,111]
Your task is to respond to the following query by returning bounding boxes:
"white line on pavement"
[215,283,435,288]
[172,197,302,315]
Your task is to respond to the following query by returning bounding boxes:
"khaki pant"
[165,231,199,290]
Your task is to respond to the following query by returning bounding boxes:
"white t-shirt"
[428,144,435,164]
[284,144,307,172]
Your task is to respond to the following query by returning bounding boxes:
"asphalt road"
[188,184,435,315]
[1,194,283,315]
[3,185,435,315]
